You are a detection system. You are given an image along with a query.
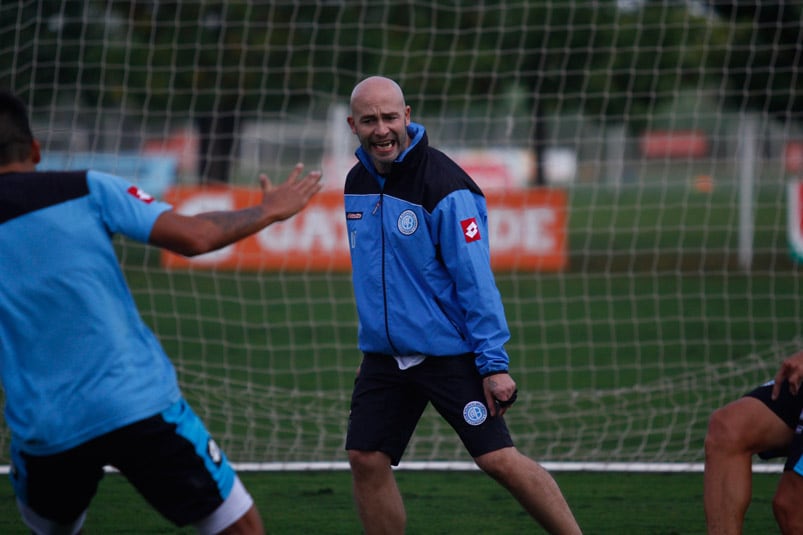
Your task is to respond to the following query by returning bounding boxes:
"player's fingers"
[772,379,784,400]
[789,373,802,396]
[773,364,790,399]
[259,173,274,192]
[495,389,518,409]
[484,390,497,417]
[773,362,803,398]
[284,162,304,184]
[300,170,323,192]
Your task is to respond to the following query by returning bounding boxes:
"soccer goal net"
[2,1,801,470]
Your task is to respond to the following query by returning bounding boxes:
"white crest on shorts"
[397,210,418,236]
[463,401,487,426]
[208,438,222,464]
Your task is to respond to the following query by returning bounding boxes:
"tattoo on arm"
[196,206,265,237]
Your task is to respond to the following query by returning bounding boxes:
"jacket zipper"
[378,193,401,355]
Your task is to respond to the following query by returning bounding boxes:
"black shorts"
[746,381,803,428]
[745,381,803,463]
[345,353,514,465]
[11,398,237,527]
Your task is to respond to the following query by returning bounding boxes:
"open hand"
[260,163,323,223]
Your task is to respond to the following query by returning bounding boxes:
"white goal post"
[1,1,802,472]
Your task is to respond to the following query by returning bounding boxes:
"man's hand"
[772,350,803,400]
[260,163,323,224]
[483,372,517,417]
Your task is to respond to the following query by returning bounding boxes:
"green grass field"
[0,469,783,533]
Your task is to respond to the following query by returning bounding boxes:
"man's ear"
[31,139,41,165]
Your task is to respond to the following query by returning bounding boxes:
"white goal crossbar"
[0,462,783,475]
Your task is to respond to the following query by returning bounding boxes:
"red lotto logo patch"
[460,217,481,243]
[127,185,154,204]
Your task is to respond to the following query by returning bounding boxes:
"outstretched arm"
[149,164,322,256]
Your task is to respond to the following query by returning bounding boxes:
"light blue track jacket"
[343,123,511,376]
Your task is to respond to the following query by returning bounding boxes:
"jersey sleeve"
[433,188,511,376]
[86,170,173,243]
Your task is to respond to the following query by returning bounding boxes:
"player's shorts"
[746,381,803,429]
[10,398,253,535]
[745,381,803,465]
[345,352,514,465]
[752,381,803,476]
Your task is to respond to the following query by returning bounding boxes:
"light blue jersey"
[0,170,180,455]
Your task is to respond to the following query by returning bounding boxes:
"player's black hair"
[0,90,35,165]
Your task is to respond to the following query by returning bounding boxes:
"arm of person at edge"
[772,349,803,400]
[149,164,322,256]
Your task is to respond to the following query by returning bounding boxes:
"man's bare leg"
[475,447,582,534]
[774,469,803,533]
[704,396,791,534]
[218,505,264,535]
[348,450,405,535]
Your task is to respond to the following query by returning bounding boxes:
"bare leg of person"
[774,470,803,533]
[704,396,791,535]
[348,450,405,535]
[217,505,264,535]
[475,447,582,535]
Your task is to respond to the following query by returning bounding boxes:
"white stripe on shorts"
[193,476,254,535]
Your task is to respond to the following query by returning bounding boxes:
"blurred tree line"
[1,0,800,183]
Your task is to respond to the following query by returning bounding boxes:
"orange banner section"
[161,187,567,272]
[486,188,567,271]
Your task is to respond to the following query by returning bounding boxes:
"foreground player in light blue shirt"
[0,90,322,535]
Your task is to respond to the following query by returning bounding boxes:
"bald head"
[347,76,411,174]
[350,76,406,113]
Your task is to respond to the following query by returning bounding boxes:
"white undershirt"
[395,354,427,370]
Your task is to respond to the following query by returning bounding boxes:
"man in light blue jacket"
[343,76,581,535]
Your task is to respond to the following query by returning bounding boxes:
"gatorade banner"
[160,187,567,272]
[789,181,803,263]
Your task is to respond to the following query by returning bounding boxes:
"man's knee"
[707,397,793,460]
[474,447,522,479]
[348,450,391,476]
[705,401,764,456]
[705,406,736,453]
